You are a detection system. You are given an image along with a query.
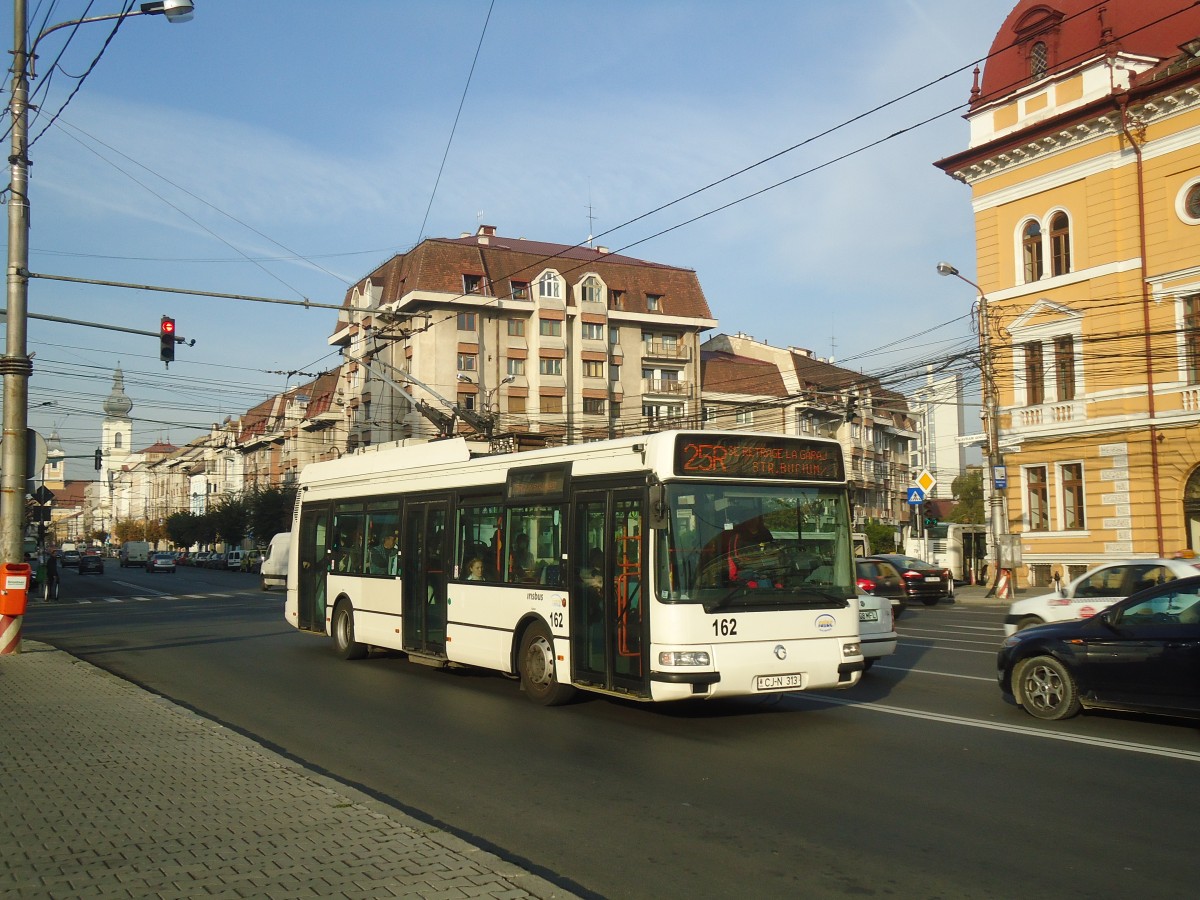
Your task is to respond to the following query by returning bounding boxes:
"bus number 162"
[712,618,738,636]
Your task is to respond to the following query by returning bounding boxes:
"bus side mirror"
[648,484,668,530]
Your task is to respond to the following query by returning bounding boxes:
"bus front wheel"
[332,602,368,660]
[518,622,575,706]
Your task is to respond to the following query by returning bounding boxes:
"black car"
[856,558,907,618]
[78,553,104,575]
[998,574,1200,721]
[865,554,952,606]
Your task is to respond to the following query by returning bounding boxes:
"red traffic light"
[160,316,176,363]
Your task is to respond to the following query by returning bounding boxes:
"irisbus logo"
[815,614,836,633]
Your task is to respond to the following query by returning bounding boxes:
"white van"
[260,533,291,591]
[120,541,151,568]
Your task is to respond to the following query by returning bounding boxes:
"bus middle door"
[402,499,450,656]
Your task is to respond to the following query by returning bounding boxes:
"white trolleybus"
[285,430,867,704]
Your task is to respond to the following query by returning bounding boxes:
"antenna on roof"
[586,178,596,247]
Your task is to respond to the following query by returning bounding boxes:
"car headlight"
[843,641,861,658]
[658,650,711,667]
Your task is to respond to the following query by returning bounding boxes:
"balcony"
[641,341,691,361]
[642,378,693,398]
[1017,400,1082,429]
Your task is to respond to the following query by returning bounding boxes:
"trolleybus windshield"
[657,482,856,608]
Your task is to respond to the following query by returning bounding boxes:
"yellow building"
[936,1,1200,586]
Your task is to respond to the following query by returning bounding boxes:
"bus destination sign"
[674,434,844,482]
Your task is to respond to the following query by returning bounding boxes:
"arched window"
[1185,466,1200,552]
[1049,212,1071,276]
[114,433,123,449]
[1030,41,1048,80]
[1022,219,1044,283]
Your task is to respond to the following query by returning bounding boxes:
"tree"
[949,469,984,524]
[210,494,250,547]
[246,484,298,547]
[113,518,145,544]
[166,512,201,548]
[860,519,896,554]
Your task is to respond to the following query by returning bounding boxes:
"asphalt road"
[23,566,1200,899]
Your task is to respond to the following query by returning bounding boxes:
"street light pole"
[937,262,1005,598]
[2,1,195,568]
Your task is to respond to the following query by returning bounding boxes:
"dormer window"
[646,293,661,311]
[463,274,484,295]
[538,271,562,300]
[581,276,603,304]
[1030,41,1048,80]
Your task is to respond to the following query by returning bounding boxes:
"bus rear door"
[297,504,331,633]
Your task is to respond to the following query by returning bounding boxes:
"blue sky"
[10,0,1020,472]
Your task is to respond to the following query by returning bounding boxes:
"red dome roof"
[974,0,1200,108]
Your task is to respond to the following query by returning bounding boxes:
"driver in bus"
[703,501,778,587]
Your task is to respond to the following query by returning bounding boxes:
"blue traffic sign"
[907,487,925,505]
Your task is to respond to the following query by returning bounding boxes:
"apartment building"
[327,226,717,448]
[936,0,1200,585]
[700,333,920,530]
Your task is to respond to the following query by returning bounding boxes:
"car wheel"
[331,602,368,660]
[1014,655,1081,720]
[1015,615,1043,632]
[863,658,875,671]
[518,621,575,706]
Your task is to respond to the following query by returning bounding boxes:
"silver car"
[1003,557,1200,636]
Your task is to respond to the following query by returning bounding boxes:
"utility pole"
[937,262,1005,597]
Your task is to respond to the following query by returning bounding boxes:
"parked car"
[226,550,244,571]
[1003,557,1200,636]
[241,549,263,573]
[998,574,1200,720]
[856,557,907,619]
[865,554,952,606]
[857,592,897,671]
[192,552,210,567]
[145,552,177,574]
[207,552,227,569]
[61,549,81,568]
[77,552,104,575]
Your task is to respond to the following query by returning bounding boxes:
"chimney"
[477,224,497,237]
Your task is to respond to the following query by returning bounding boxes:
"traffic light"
[159,316,176,364]
[923,503,939,529]
[94,448,102,471]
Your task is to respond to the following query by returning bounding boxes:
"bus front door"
[297,505,330,633]
[402,500,450,656]
[570,488,648,697]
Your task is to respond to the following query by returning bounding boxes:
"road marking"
[872,664,994,682]
[796,694,1200,762]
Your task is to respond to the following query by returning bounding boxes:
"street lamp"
[2,1,194,568]
[937,262,1005,596]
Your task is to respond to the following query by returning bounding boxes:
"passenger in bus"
[510,533,536,582]
[369,533,398,575]
[465,557,485,581]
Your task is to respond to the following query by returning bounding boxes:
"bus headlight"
[842,641,861,658]
[658,650,711,667]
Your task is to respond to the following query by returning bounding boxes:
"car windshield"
[888,556,937,571]
[656,482,856,610]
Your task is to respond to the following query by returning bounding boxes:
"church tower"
[43,430,66,491]
[101,366,134,487]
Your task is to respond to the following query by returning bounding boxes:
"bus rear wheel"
[332,602,368,660]
[518,622,575,706]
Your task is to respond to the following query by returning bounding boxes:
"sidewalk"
[0,641,580,899]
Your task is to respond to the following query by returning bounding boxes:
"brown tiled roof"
[338,231,713,321]
[701,351,788,397]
